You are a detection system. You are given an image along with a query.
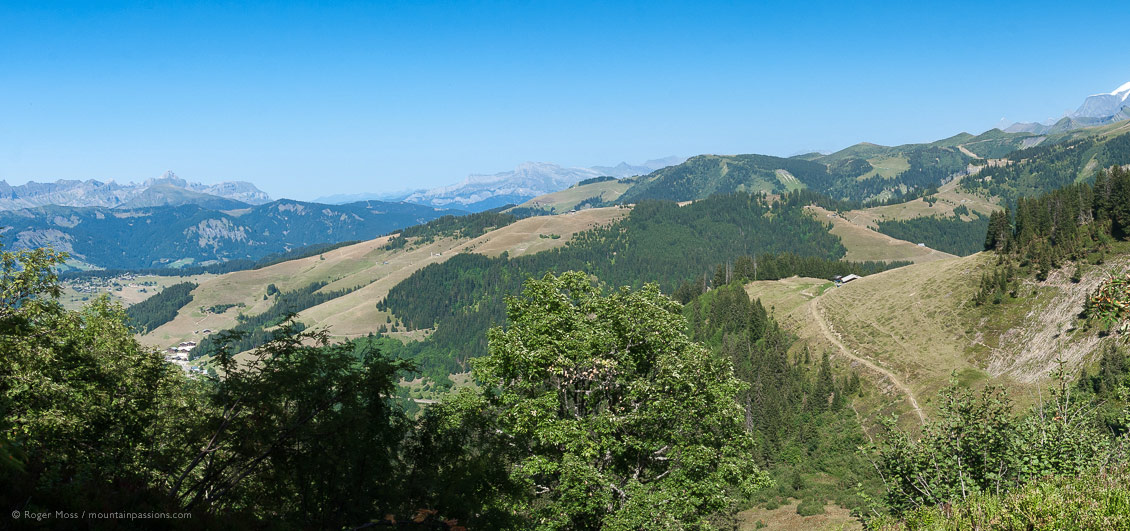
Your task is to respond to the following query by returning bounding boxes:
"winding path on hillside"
[809,298,926,424]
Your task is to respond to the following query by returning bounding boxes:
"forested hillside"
[975,165,1130,304]
[375,192,909,380]
[0,199,464,270]
[125,281,197,333]
[961,123,1130,203]
[618,139,980,205]
[875,209,990,256]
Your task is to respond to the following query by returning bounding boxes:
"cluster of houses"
[66,273,151,295]
[164,341,206,375]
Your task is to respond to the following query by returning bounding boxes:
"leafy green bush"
[869,366,1123,522]
[796,498,825,516]
[868,468,1130,530]
[867,366,1125,526]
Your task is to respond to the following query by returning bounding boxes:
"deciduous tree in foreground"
[468,271,769,529]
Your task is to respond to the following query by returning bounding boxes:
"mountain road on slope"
[809,297,927,424]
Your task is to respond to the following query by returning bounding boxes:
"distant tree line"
[193,280,363,358]
[376,192,855,379]
[574,175,618,186]
[671,253,909,304]
[984,166,1130,265]
[962,132,1130,204]
[58,239,364,281]
[383,210,518,250]
[125,281,197,333]
[875,210,991,256]
[974,165,1130,305]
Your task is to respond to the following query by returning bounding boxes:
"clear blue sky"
[2,1,1127,200]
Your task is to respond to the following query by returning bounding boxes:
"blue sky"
[1,1,1127,200]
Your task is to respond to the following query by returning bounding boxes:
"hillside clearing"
[806,206,952,264]
[512,180,630,213]
[746,252,1128,423]
[845,178,1000,228]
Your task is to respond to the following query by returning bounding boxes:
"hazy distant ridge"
[384,157,686,212]
[0,171,272,211]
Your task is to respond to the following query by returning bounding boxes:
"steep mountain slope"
[961,120,1130,202]
[747,251,1127,420]
[590,156,685,177]
[618,154,833,203]
[336,158,683,211]
[617,136,995,204]
[1073,81,1130,119]
[0,200,463,269]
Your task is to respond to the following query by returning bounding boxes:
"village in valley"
[59,272,212,311]
[164,339,209,375]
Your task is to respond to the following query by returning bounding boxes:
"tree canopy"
[469,271,770,529]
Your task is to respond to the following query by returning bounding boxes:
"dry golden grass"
[512,180,630,213]
[844,179,1000,229]
[806,206,953,264]
[746,251,1128,427]
[466,206,628,258]
[141,207,629,348]
[60,273,214,311]
[855,155,910,181]
[737,500,861,530]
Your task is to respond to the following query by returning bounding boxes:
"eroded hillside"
[748,252,1128,423]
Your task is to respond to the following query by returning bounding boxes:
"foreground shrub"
[868,467,1130,530]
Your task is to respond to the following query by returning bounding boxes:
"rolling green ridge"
[0,199,465,270]
[373,192,911,380]
[962,122,1130,203]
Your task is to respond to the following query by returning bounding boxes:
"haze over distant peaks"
[1004,80,1130,134]
[0,171,272,211]
[389,157,685,212]
[1072,81,1130,119]
[590,156,687,178]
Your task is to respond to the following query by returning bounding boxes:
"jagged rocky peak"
[0,171,272,211]
[147,170,189,188]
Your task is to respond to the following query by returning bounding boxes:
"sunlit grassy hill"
[748,249,1129,425]
[139,206,629,349]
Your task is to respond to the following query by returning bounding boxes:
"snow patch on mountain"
[1004,81,1130,134]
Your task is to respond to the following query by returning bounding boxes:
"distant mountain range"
[1005,81,1130,134]
[0,199,463,270]
[317,157,685,211]
[0,171,272,211]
